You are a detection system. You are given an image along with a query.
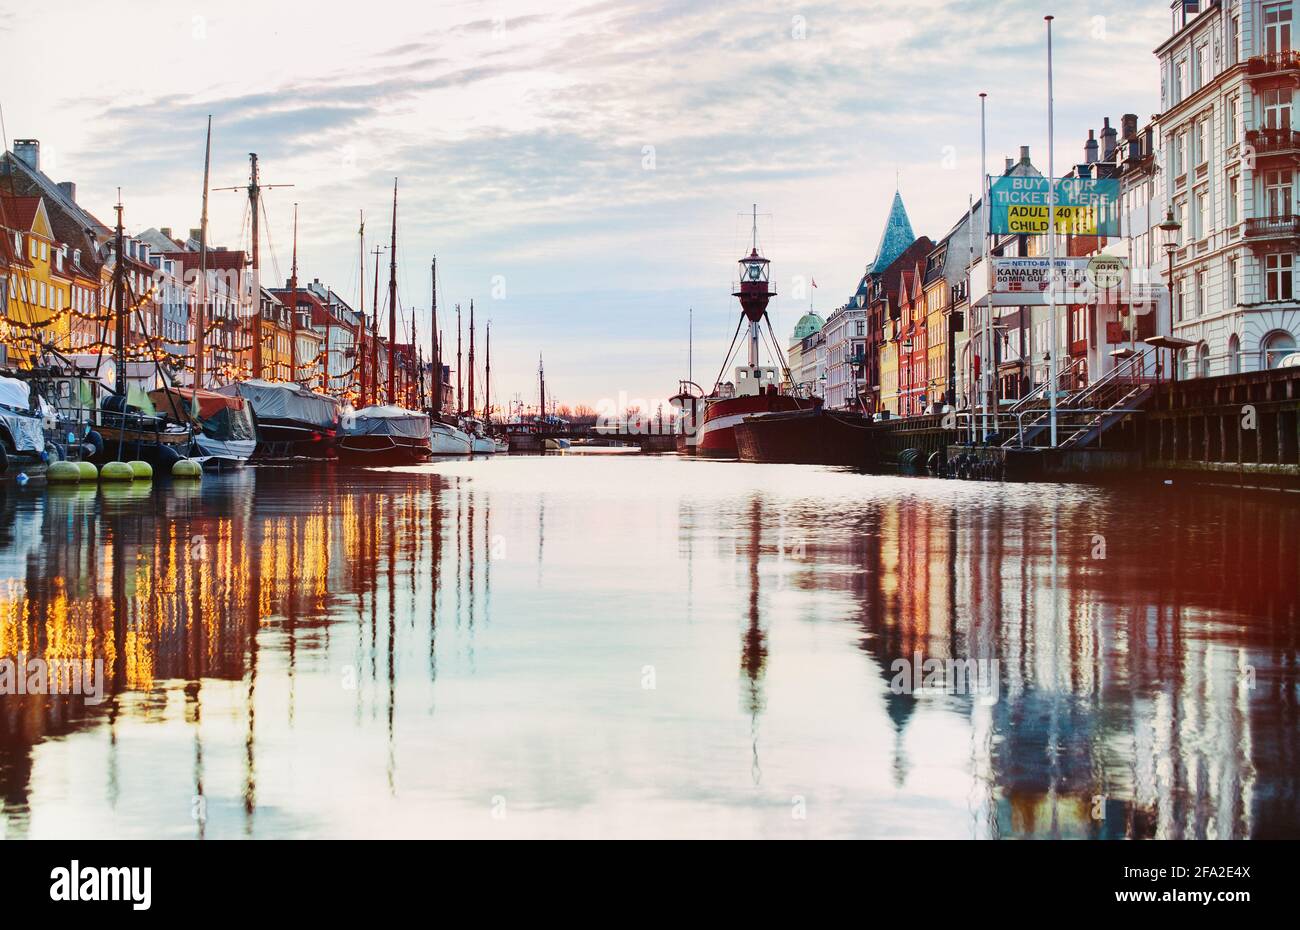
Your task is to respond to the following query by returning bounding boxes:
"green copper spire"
[869,190,915,275]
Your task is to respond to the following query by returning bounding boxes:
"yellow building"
[1,193,60,367]
[924,272,949,409]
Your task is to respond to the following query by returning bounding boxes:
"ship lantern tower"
[733,204,775,371]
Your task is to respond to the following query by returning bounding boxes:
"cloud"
[15,0,1166,404]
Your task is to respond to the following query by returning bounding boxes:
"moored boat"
[149,386,257,470]
[216,379,341,459]
[734,405,878,466]
[690,206,815,458]
[430,417,473,455]
[338,404,432,464]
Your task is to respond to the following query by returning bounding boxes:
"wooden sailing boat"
[462,299,496,454]
[336,179,432,465]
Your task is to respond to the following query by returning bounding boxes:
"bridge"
[505,424,677,452]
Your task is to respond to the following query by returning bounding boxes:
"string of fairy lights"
[3,252,414,405]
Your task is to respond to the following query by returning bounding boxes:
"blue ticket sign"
[989,176,1120,236]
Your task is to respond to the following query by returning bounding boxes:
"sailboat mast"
[468,299,476,418]
[371,245,382,403]
[431,257,439,416]
[113,202,126,395]
[195,115,212,388]
[485,321,491,424]
[387,178,398,405]
[538,354,545,421]
[248,153,261,380]
[456,305,463,414]
[288,204,299,386]
[357,210,366,405]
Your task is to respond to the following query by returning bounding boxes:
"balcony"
[1245,127,1300,165]
[1244,214,1300,246]
[1246,50,1300,84]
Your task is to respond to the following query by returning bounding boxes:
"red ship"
[674,207,810,457]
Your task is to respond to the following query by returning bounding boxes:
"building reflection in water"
[0,458,1294,838]
[725,479,1297,839]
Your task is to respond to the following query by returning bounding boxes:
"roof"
[792,311,824,340]
[869,190,916,275]
[166,248,248,273]
[0,194,42,232]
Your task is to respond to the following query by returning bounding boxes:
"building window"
[1193,43,1208,91]
[1177,277,1187,321]
[1229,15,1241,65]
[1264,169,1294,216]
[1264,88,1294,131]
[1229,333,1241,373]
[1227,97,1239,145]
[1266,252,1294,301]
[1196,270,1207,317]
[1193,188,1208,238]
[1264,2,1294,57]
[1228,257,1239,305]
[1263,328,1297,368]
[1228,174,1240,225]
[1174,60,1187,104]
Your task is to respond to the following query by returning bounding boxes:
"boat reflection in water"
[0,459,1294,838]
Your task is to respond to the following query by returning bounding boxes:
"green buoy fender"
[100,461,135,482]
[172,459,202,479]
[47,461,81,483]
[76,461,99,481]
[128,460,153,480]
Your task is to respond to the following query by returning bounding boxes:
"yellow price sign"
[1004,205,1099,235]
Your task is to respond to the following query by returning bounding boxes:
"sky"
[0,0,1166,411]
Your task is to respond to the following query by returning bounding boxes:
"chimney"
[160,226,173,241]
[1005,157,1014,172]
[1085,129,1099,165]
[57,181,76,201]
[189,228,201,243]
[1121,113,1139,140]
[12,139,39,171]
[1019,145,1031,165]
[1100,116,1118,160]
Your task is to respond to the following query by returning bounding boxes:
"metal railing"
[1245,214,1300,239]
[1245,127,1300,154]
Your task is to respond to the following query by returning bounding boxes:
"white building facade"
[1156,0,1299,377]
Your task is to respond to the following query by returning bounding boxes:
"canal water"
[0,453,1296,839]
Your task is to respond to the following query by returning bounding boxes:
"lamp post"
[1159,206,1183,384]
[902,338,914,416]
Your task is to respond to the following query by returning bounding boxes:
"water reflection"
[0,457,1295,838]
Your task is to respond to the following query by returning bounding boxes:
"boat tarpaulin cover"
[342,405,431,440]
[216,380,340,430]
[0,378,43,453]
[150,387,246,421]
[0,377,32,413]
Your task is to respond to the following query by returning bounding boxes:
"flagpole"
[1046,14,1059,447]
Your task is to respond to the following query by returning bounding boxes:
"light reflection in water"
[0,455,1295,838]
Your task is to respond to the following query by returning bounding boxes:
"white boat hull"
[191,435,257,469]
[430,422,473,455]
[471,435,496,454]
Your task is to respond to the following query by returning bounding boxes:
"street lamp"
[1159,206,1182,380]
[902,338,913,416]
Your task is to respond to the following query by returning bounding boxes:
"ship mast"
[468,299,476,418]
[371,245,383,403]
[456,304,463,414]
[113,201,126,396]
[484,320,491,424]
[288,204,299,386]
[216,153,292,381]
[538,353,546,421]
[357,210,366,404]
[431,257,440,416]
[194,116,212,388]
[387,178,398,405]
